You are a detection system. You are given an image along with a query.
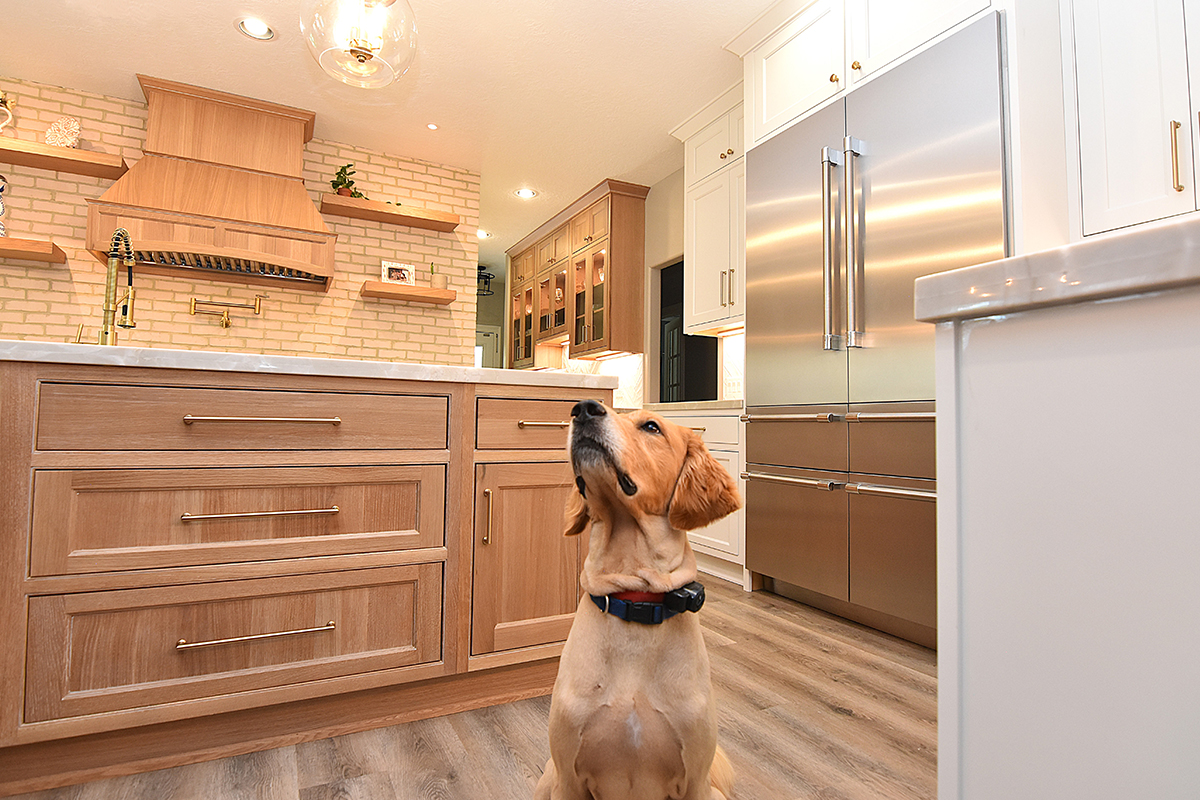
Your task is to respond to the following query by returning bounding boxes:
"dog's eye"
[640,420,662,435]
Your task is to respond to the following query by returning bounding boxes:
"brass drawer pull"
[689,426,707,432]
[181,506,340,522]
[844,412,935,422]
[176,620,336,651]
[741,471,843,491]
[482,488,493,545]
[517,420,570,429]
[845,482,936,502]
[183,415,342,425]
[740,413,842,422]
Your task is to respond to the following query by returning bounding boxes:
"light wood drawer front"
[30,465,445,576]
[25,564,443,723]
[36,383,448,451]
[476,398,580,450]
[662,414,740,448]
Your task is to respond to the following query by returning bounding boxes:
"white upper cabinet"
[1071,0,1196,234]
[686,102,744,188]
[845,0,990,85]
[746,0,844,148]
[684,159,745,334]
[730,0,991,147]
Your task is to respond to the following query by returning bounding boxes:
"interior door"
[843,13,1005,403]
[745,100,847,407]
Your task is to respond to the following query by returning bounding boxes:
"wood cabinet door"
[569,241,609,357]
[510,282,534,368]
[1073,0,1194,234]
[536,226,570,274]
[570,197,610,254]
[746,0,844,146]
[536,264,569,341]
[512,248,535,283]
[471,462,580,656]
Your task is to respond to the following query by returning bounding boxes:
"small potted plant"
[330,163,365,198]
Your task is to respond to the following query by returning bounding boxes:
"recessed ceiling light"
[514,188,537,199]
[427,123,438,130]
[238,18,274,40]
[476,229,492,239]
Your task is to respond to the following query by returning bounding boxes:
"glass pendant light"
[300,0,418,89]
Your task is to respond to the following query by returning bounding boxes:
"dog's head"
[565,399,742,536]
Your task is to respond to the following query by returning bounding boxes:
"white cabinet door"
[685,168,733,332]
[845,0,990,84]
[684,450,742,557]
[685,104,744,188]
[1073,0,1195,234]
[746,0,844,146]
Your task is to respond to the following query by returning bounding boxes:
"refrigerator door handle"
[845,411,936,422]
[821,146,843,351]
[843,136,866,348]
[741,471,845,491]
[845,482,936,502]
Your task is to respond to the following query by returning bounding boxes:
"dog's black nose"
[571,399,607,420]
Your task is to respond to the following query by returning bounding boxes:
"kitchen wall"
[0,75,479,365]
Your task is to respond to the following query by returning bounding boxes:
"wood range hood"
[85,75,336,291]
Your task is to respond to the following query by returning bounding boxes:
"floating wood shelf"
[0,137,128,180]
[360,280,456,306]
[320,193,461,232]
[0,235,67,263]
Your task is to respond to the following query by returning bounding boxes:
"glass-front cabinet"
[510,282,535,368]
[537,265,569,340]
[571,242,609,357]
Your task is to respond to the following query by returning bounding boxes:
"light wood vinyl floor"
[14,579,936,800]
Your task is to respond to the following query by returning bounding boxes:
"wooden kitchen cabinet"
[470,461,581,658]
[512,247,536,284]
[509,280,535,368]
[536,263,570,341]
[569,196,609,254]
[536,225,571,274]
[506,179,648,363]
[684,159,745,335]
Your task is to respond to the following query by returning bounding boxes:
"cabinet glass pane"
[522,286,533,355]
[591,249,606,342]
[554,269,567,328]
[574,255,588,346]
[511,291,523,358]
[538,276,553,334]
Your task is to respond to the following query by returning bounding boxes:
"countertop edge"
[0,341,620,390]
[642,399,745,412]
[914,214,1200,322]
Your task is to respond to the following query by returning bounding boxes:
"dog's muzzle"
[570,400,638,497]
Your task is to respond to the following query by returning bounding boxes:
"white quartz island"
[915,217,1200,800]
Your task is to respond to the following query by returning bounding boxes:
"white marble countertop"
[0,340,618,390]
[643,399,744,413]
[915,214,1200,322]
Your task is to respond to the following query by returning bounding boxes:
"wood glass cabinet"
[510,282,535,368]
[571,242,609,357]
[537,265,569,340]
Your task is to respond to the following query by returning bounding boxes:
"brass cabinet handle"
[720,270,728,306]
[852,60,862,70]
[845,482,936,502]
[176,620,335,651]
[183,415,342,425]
[729,267,736,306]
[740,412,842,422]
[1171,120,1185,192]
[720,152,728,159]
[517,420,571,429]
[830,73,839,83]
[181,506,340,522]
[482,488,493,545]
[726,148,734,155]
[845,412,935,422]
[689,426,707,432]
[741,471,843,491]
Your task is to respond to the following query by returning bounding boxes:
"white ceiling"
[0,0,774,273]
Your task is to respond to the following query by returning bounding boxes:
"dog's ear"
[668,431,743,532]
[564,485,591,536]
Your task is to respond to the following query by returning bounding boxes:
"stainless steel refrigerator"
[742,13,1007,646]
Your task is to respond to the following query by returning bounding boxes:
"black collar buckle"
[590,581,706,625]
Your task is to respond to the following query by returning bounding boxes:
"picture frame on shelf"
[381,260,415,285]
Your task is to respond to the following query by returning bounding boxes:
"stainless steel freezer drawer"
[846,401,935,479]
[743,406,849,472]
[743,466,849,601]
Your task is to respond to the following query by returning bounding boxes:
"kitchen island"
[916,216,1200,799]
[0,341,615,795]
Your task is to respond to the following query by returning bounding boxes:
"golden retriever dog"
[533,399,742,800]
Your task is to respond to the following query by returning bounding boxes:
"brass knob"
[726,148,734,155]
[830,74,839,83]
[852,61,862,70]
[720,153,727,159]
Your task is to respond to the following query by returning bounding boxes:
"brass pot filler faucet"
[98,227,136,345]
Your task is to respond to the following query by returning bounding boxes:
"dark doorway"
[659,262,717,403]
